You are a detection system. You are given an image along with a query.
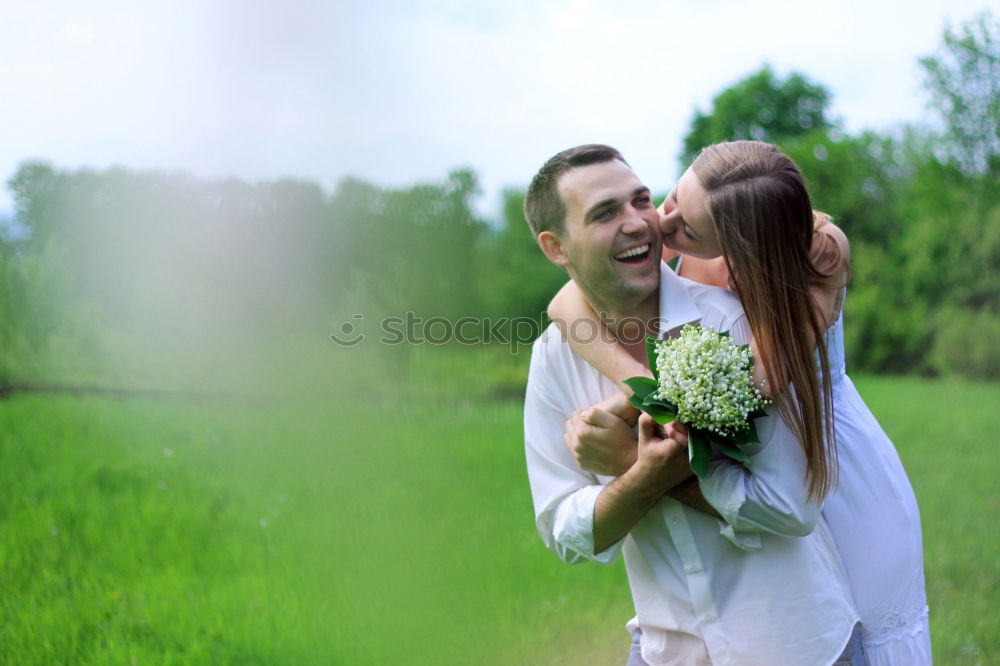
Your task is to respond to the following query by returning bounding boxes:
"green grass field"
[1,345,998,664]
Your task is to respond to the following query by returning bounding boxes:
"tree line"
[1,11,996,385]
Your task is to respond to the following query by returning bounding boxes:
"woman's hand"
[564,404,638,476]
[596,392,640,425]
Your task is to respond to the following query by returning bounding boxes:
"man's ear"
[538,230,570,267]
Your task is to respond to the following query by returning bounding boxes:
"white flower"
[654,325,769,437]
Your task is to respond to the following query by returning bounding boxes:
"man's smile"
[614,243,653,264]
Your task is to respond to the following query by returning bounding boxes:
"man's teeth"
[615,244,650,260]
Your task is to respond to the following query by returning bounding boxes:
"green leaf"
[718,329,731,338]
[623,376,658,401]
[628,393,646,411]
[712,437,751,464]
[688,429,712,479]
[730,420,759,446]
[642,394,677,411]
[646,335,660,381]
[642,403,678,425]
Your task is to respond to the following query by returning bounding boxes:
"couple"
[522,142,930,665]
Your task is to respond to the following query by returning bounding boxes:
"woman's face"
[659,168,723,259]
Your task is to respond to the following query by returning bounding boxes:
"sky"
[0,0,993,220]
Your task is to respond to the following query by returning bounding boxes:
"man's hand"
[630,413,692,493]
[660,419,721,518]
[664,420,689,446]
[565,404,637,476]
[591,413,692,554]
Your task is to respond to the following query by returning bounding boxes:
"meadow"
[1,343,998,665]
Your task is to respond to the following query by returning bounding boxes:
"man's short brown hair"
[523,144,627,237]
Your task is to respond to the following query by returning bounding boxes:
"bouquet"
[624,325,770,478]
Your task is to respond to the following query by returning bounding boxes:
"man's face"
[550,159,662,305]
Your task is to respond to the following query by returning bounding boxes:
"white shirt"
[524,262,858,666]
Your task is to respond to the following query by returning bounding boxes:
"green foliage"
[0,162,503,387]
[930,307,1000,379]
[331,168,487,321]
[646,333,659,378]
[0,14,998,387]
[920,10,1000,179]
[623,375,657,400]
[711,435,750,465]
[680,65,832,166]
[841,241,932,374]
[669,14,1000,378]
[2,163,344,387]
[779,130,905,249]
[476,188,567,320]
[688,429,710,478]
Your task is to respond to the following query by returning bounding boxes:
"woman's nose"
[659,213,680,236]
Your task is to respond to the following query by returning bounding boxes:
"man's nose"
[621,206,653,234]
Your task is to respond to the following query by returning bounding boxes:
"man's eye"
[636,196,652,206]
[594,209,614,221]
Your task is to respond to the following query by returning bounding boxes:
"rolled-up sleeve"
[524,336,623,565]
[698,408,823,548]
[551,485,622,564]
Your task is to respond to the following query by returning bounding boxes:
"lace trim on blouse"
[865,598,930,646]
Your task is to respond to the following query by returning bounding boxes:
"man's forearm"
[594,474,720,555]
[593,459,701,553]
[593,470,669,554]
[667,476,721,519]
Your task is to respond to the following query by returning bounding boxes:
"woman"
[550,141,930,665]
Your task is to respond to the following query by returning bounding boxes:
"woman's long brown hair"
[691,140,836,501]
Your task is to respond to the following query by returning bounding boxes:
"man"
[522,145,861,665]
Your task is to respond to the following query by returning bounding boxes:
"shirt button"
[685,563,702,574]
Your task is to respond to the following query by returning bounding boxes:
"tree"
[680,65,832,166]
[328,168,487,322]
[476,188,566,323]
[920,10,1000,180]
[779,129,906,251]
[909,10,1000,378]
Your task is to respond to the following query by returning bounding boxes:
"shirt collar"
[658,260,702,338]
